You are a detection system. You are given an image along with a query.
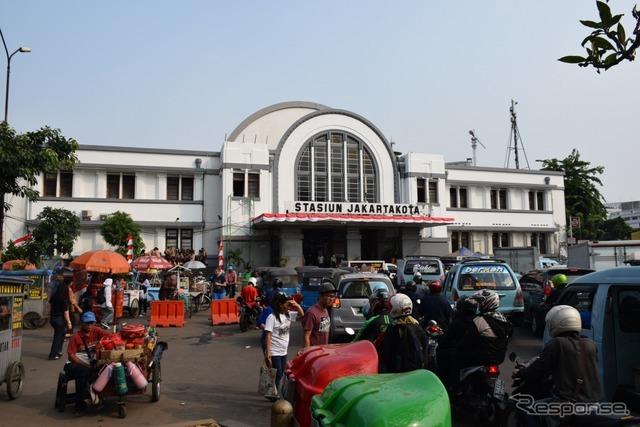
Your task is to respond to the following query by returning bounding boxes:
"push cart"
[0,269,52,329]
[0,276,30,399]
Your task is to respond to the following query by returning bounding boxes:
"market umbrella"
[2,259,37,271]
[70,250,131,274]
[131,255,172,271]
[182,260,207,270]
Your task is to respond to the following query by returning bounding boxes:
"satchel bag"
[258,362,278,398]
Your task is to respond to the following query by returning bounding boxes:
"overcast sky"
[3,1,638,203]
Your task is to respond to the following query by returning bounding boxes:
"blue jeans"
[101,306,114,325]
[271,355,287,398]
[213,292,225,300]
[49,315,67,359]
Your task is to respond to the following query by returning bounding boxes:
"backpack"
[96,286,106,304]
[389,324,427,372]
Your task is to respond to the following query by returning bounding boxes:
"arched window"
[296,132,378,203]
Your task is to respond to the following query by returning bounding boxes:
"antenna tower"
[504,99,530,169]
[469,130,486,166]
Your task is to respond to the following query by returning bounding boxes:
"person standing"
[302,281,335,347]
[264,293,304,398]
[226,265,238,299]
[67,279,83,335]
[48,270,72,360]
[100,278,114,329]
[212,267,226,300]
[139,277,149,317]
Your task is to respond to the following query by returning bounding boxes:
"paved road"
[0,308,543,427]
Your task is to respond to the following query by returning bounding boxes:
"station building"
[4,101,567,267]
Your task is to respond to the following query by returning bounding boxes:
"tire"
[531,312,544,337]
[200,295,211,311]
[239,312,249,332]
[152,363,161,402]
[117,403,126,418]
[6,361,25,399]
[128,298,140,318]
[23,312,42,330]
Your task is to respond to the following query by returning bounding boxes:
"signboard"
[285,201,428,216]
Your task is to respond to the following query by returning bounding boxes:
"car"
[542,267,640,411]
[442,258,524,323]
[519,266,594,336]
[330,273,394,339]
[300,267,354,312]
[396,256,445,289]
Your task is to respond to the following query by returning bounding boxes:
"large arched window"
[296,132,378,202]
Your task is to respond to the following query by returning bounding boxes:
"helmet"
[369,287,391,315]
[413,272,423,284]
[429,280,442,293]
[318,280,336,295]
[248,277,257,286]
[271,277,283,289]
[406,281,417,292]
[456,295,478,316]
[473,289,500,312]
[551,274,568,287]
[545,305,582,337]
[389,293,413,319]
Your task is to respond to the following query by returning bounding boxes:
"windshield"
[404,260,442,276]
[458,265,516,290]
[338,280,392,298]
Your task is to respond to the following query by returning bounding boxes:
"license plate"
[493,379,505,399]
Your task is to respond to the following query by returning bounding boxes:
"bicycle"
[192,281,212,313]
[167,288,193,319]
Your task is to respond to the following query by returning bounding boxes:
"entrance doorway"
[361,229,378,260]
[303,229,331,267]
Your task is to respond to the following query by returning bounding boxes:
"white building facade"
[4,101,567,267]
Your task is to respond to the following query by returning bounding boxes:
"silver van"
[397,256,445,288]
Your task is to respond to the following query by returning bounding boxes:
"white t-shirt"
[265,312,291,357]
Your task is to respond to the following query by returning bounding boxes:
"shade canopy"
[70,250,131,274]
[132,255,172,271]
[2,260,37,271]
[182,260,207,270]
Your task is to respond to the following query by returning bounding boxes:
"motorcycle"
[502,352,640,427]
[236,296,261,332]
[453,362,506,425]
[425,320,444,373]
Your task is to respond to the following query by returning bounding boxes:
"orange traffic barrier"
[211,298,240,325]
[150,300,185,327]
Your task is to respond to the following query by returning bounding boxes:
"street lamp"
[1,28,31,123]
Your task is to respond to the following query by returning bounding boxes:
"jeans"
[102,306,114,325]
[49,315,67,359]
[139,298,148,314]
[213,292,225,300]
[64,362,93,412]
[271,355,287,399]
[227,284,236,298]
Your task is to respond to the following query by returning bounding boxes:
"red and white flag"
[13,233,32,246]
[126,235,133,263]
[217,238,224,268]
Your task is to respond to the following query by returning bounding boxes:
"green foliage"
[600,216,634,240]
[1,241,30,264]
[99,211,145,258]
[31,207,81,258]
[226,247,246,272]
[538,149,608,240]
[559,1,640,72]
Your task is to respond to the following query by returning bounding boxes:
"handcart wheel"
[6,361,25,399]
[151,363,161,402]
[22,312,42,330]
[117,403,127,418]
[200,295,211,312]
[128,298,140,318]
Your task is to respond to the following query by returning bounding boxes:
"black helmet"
[319,280,336,295]
[369,286,391,315]
[272,277,283,289]
[456,295,478,316]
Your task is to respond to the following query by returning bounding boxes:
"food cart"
[0,269,53,329]
[0,276,29,399]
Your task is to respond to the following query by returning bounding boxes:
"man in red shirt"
[64,311,110,417]
[241,277,261,317]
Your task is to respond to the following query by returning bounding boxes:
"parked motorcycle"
[502,352,640,427]
[236,296,261,332]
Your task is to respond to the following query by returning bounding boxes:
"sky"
[2,1,638,203]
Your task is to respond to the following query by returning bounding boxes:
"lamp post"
[1,28,31,123]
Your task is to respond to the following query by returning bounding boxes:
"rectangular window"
[347,177,360,202]
[180,229,193,251]
[536,191,544,211]
[529,190,545,210]
[166,229,178,249]
[122,175,135,199]
[233,172,245,197]
[451,231,470,253]
[449,188,458,208]
[364,177,376,202]
[43,172,58,197]
[491,189,507,209]
[181,177,194,200]
[298,176,311,201]
[429,181,438,204]
[492,232,510,248]
[247,173,259,198]
[459,188,468,208]
[417,178,426,203]
[106,174,120,199]
[167,177,179,200]
[60,171,73,197]
[531,233,548,254]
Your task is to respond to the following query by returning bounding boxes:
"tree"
[0,122,78,248]
[559,1,640,72]
[99,211,145,258]
[600,216,634,240]
[538,149,608,240]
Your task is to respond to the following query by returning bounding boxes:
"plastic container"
[92,363,113,392]
[310,370,451,427]
[125,361,148,389]
[289,310,298,322]
[285,340,378,427]
[112,362,129,394]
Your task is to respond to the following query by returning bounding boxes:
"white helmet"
[390,294,413,319]
[545,305,582,337]
[248,277,257,286]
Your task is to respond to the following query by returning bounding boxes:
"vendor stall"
[0,269,52,329]
[0,276,29,399]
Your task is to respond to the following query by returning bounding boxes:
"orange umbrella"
[2,259,37,271]
[131,255,172,271]
[70,250,131,274]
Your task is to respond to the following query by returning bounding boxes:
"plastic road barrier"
[210,298,240,325]
[150,300,185,327]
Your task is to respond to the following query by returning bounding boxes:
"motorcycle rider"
[437,289,512,395]
[353,287,392,353]
[413,272,429,301]
[512,305,602,426]
[379,293,429,373]
[421,280,453,329]
[265,277,283,307]
[240,277,262,318]
[400,280,422,323]
[544,273,568,307]
[438,295,478,351]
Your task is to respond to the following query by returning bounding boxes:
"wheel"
[151,363,161,402]
[192,294,202,313]
[23,312,42,330]
[531,312,544,337]
[117,403,126,418]
[199,295,211,311]
[239,312,249,332]
[6,361,25,399]
[128,298,140,318]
